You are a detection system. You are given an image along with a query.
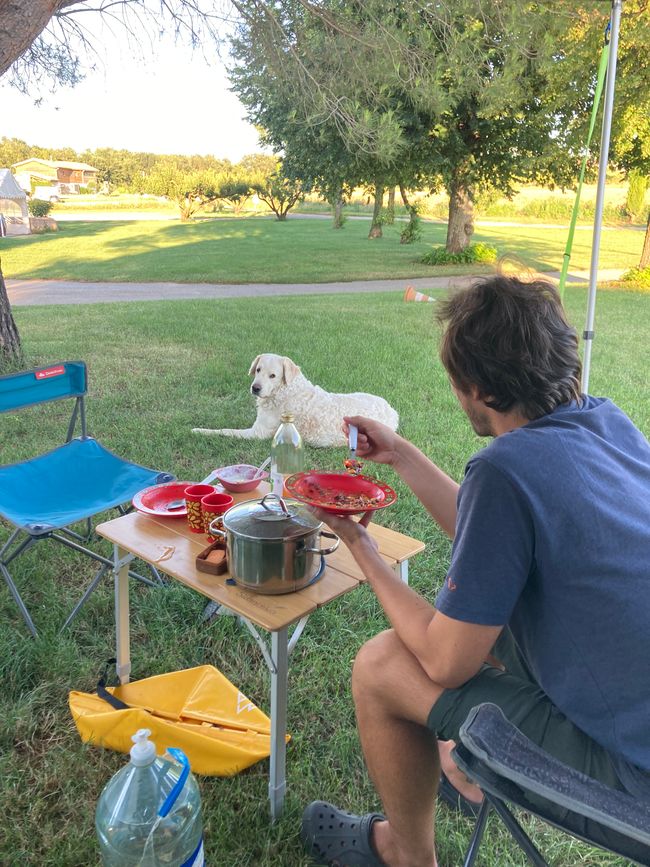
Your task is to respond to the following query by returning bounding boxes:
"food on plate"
[302,479,382,510]
[285,471,396,516]
[343,458,364,476]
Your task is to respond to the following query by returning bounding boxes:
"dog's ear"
[282,357,301,385]
[248,355,262,376]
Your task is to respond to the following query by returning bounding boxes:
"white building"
[0,169,30,236]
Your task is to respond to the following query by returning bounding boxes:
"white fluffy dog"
[192,353,399,447]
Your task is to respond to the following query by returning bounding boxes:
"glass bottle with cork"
[270,412,304,496]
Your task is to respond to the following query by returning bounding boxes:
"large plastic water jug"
[95,728,204,866]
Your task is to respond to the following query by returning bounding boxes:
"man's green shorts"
[426,629,648,861]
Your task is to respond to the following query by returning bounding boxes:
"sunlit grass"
[0,217,644,284]
[0,287,647,865]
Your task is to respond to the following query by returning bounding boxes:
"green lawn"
[1,217,644,283]
[1,287,647,866]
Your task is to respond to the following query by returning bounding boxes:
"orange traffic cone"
[404,286,436,303]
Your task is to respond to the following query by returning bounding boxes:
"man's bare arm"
[391,439,459,539]
[336,525,502,686]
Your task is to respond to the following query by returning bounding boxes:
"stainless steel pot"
[209,493,340,594]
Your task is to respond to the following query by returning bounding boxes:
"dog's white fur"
[192,353,399,447]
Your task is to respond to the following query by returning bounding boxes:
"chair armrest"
[456,703,650,846]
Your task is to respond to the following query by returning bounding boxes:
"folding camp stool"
[452,703,650,867]
[0,361,173,637]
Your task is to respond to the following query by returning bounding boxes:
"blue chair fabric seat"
[0,438,167,533]
[0,360,173,637]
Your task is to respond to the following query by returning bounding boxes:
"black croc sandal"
[300,800,386,866]
[438,772,483,818]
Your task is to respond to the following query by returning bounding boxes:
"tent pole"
[581,0,622,393]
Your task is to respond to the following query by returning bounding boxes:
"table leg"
[269,627,288,821]
[114,544,134,685]
[396,560,409,584]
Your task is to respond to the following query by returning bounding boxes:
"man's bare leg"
[438,739,484,805]
[351,629,446,867]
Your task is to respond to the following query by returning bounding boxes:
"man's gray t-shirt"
[435,396,650,789]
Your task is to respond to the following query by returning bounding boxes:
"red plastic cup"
[201,492,234,541]
[184,484,216,533]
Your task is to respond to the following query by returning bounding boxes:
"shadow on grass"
[3,217,641,284]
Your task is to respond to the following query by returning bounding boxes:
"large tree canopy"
[228,1,571,250]
[227,0,650,252]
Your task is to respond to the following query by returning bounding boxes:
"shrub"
[28,199,53,217]
[421,242,498,265]
[619,266,650,291]
[624,171,648,221]
[400,205,422,244]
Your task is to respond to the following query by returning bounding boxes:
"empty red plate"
[285,472,397,516]
[132,481,197,517]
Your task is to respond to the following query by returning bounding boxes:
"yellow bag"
[69,664,284,776]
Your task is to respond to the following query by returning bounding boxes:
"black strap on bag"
[96,657,131,711]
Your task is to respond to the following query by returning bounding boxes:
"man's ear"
[282,357,301,384]
[248,355,262,376]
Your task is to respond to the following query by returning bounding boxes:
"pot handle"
[208,522,227,540]
[304,530,340,556]
[260,493,290,516]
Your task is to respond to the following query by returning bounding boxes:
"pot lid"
[223,494,321,540]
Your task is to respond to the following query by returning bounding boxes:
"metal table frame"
[112,544,409,820]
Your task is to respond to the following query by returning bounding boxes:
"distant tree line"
[0,138,303,221]
[0,137,272,194]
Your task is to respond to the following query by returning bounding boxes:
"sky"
[0,19,265,162]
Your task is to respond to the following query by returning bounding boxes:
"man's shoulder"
[466,398,616,471]
[468,395,647,479]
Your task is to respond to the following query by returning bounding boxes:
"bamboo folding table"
[96,483,425,819]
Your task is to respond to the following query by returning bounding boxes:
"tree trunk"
[384,186,395,224]
[0,0,73,77]
[332,194,344,229]
[640,214,650,269]
[368,182,384,239]
[399,184,411,209]
[446,181,474,253]
[0,261,22,366]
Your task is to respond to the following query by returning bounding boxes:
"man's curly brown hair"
[437,275,582,420]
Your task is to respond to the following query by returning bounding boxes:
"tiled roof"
[11,158,98,172]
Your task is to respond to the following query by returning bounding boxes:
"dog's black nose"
[251,384,261,395]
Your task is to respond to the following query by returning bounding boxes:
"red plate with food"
[132,481,195,517]
[285,472,397,516]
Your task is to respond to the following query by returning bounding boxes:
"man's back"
[437,397,650,777]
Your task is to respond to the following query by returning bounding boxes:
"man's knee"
[352,629,447,725]
[352,629,404,701]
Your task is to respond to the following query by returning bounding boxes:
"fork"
[348,423,358,465]
[346,423,364,475]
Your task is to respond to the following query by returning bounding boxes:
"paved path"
[6,269,624,307]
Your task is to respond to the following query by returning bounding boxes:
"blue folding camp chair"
[0,361,174,637]
[452,703,650,867]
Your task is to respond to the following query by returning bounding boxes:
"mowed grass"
[0,216,644,284]
[1,287,648,866]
